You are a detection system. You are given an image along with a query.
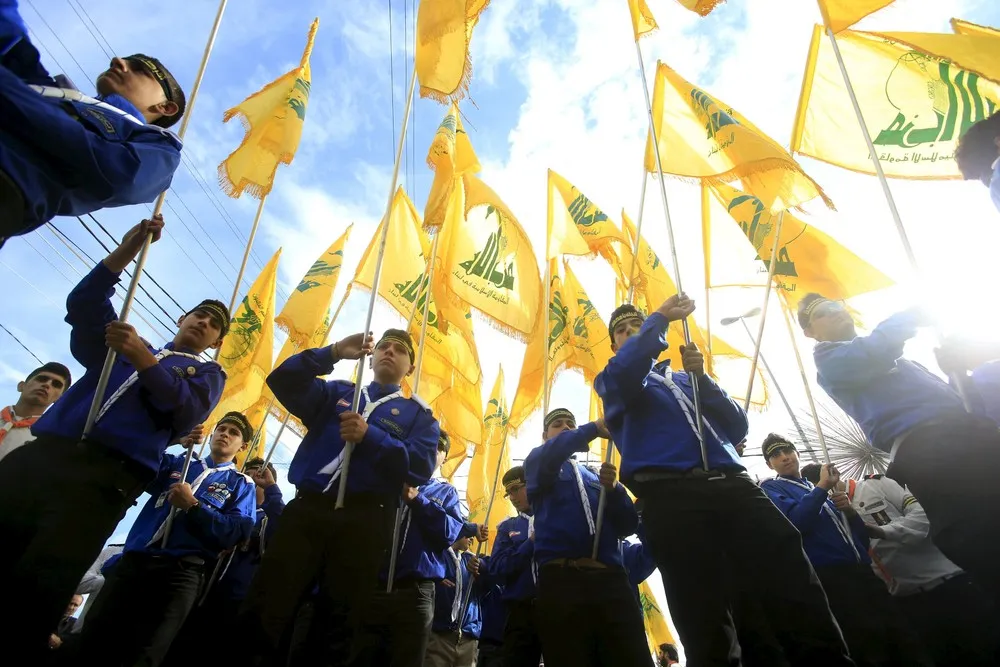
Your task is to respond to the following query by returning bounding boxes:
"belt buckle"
[692,468,726,481]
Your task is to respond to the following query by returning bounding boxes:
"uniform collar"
[96,93,145,123]
[366,381,401,397]
[163,341,201,355]
[205,455,236,470]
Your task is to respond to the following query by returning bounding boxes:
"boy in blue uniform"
[239,328,440,666]
[425,535,482,667]
[487,466,541,667]
[525,407,649,667]
[956,111,1000,215]
[799,293,1000,602]
[596,298,852,667]
[0,0,184,247]
[78,412,256,666]
[761,434,932,667]
[0,215,227,658]
[475,582,506,667]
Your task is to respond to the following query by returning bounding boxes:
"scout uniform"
[596,303,851,667]
[0,0,183,246]
[474,583,506,667]
[0,259,225,658]
[524,409,649,667]
[238,330,440,664]
[426,547,482,667]
[79,412,256,666]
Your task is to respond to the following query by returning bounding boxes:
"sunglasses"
[125,56,174,103]
[809,300,845,324]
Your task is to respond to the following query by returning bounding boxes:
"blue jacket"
[432,549,482,638]
[32,263,225,474]
[487,514,536,602]
[0,2,181,235]
[267,346,439,495]
[525,423,638,568]
[123,453,256,561]
[596,313,749,481]
[761,476,870,569]
[971,361,1000,426]
[622,538,656,590]
[213,484,285,602]
[477,582,506,644]
[814,309,967,452]
[384,479,466,582]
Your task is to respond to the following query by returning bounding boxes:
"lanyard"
[320,386,403,491]
[29,85,145,126]
[570,460,596,536]
[448,548,464,623]
[647,370,724,446]
[778,477,861,562]
[96,349,203,422]
[146,460,235,546]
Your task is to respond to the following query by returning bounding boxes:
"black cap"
[244,457,278,480]
[608,303,645,338]
[796,293,829,329]
[801,463,822,484]
[217,411,253,443]
[762,433,797,459]
[124,54,186,129]
[26,362,71,387]
[502,465,525,489]
[377,328,415,363]
[186,299,231,337]
[543,408,576,430]
[437,430,451,454]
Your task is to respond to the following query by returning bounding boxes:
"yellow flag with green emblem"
[639,582,678,658]
[951,18,1000,38]
[425,102,481,230]
[467,368,514,552]
[547,169,630,262]
[817,0,894,33]
[264,306,336,433]
[236,396,269,465]
[206,249,281,428]
[416,0,491,103]
[218,19,317,199]
[791,26,1000,179]
[645,60,831,212]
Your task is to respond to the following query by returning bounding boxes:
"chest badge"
[391,408,400,415]
[186,366,196,376]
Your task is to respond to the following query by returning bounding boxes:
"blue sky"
[5,0,1000,641]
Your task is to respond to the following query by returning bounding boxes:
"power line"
[64,0,113,60]
[24,0,93,83]
[69,0,115,57]
[0,321,43,365]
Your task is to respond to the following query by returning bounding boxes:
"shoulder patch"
[410,394,432,411]
[865,474,883,480]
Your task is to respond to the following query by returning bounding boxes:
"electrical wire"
[64,0,113,60]
[0,321,44,365]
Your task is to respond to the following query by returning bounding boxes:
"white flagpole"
[779,294,830,462]
[335,62,419,509]
[743,212,785,410]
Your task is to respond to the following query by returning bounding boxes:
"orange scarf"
[0,406,38,445]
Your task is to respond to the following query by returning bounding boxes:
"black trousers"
[0,436,152,662]
[731,587,789,667]
[894,573,1000,667]
[503,599,542,667]
[236,490,396,666]
[637,472,852,667]
[352,581,435,667]
[815,563,931,667]
[888,416,1000,602]
[79,551,207,666]
[161,590,244,667]
[535,565,650,667]
[476,640,504,667]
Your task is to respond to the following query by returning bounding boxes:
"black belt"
[77,438,152,480]
[391,576,435,588]
[295,487,396,508]
[633,468,741,483]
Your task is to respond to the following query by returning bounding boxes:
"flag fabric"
[509,261,613,430]
[951,18,1000,38]
[416,0,490,103]
[467,368,515,553]
[547,169,630,262]
[206,249,281,428]
[645,61,832,212]
[627,0,657,40]
[425,102,481,230]
[218,19,317,199]
[237,396,270,466]
[703,181,894,302]
[276,225,351,348]
[791,26,1000,179]
[673,0,725,16]
[639,581,678,656]
[818,0,894,33]
[433,174,543,341]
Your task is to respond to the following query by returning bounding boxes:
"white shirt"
[850,476,962,596]
[0,409,38,464]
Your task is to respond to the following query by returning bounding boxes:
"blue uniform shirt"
[123,452,256,561]
[525,423,638,568]
[214,484,285,602]
[432,549,482,638]
[384,479,466,582]
[761,476,870,569]
[477,582,506,644]
[33,263,225,474]
[0,2,181,235]
[814,309,967,452]
[622,538,656,590]
[596,312,749,482]
[267,346,439,495]
[487,514,536,602]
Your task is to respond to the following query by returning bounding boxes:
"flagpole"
[227,196,267,329]
[635,38,709,470]
[80,0,229,441]
[626,168,647,305]
[336,63,419,509]
[700,187,712,363]
[779,294,829,462]
[542,261,552,417]
[743,212,785,410]
[386,231,439,594]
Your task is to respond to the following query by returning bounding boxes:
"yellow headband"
[378,334,415,361]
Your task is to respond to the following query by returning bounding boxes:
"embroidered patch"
[377,417,405,436]
[172,367,186,378]
[170,471,182,479]
[391,408,400,415]
[509,531,521,537]
[337,399,350,408]
[83,107,116,135]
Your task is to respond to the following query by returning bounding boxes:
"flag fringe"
[420,50,474,104]
[690,0,726,17]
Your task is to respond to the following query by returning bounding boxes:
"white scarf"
[448,548,464,623]
[320,386,403,491]
[571,460,595,536]
[146,459,236,546]
[96,349,203,423]
[647,368,724,446]
[778,476,862,562]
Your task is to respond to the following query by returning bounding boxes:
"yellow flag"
[508,261,612,430]
[207,249,281,427]
[547,169,630,261]
[951,18,1000,38]
[645,61,831,212]
[627,0,657,40]
[674,0,724,16]
[467,368,515,552]
[235,396,269,466]
[639,582,678,656]
[791,26,1000,180]
[218,20,317,199]
[438,373,484,481]
[433,175,543,341]
[817,0,894,33]
[416,0,490,103]
[704,181,894,301]
[425,102,482,230]
[276,226,351,348]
